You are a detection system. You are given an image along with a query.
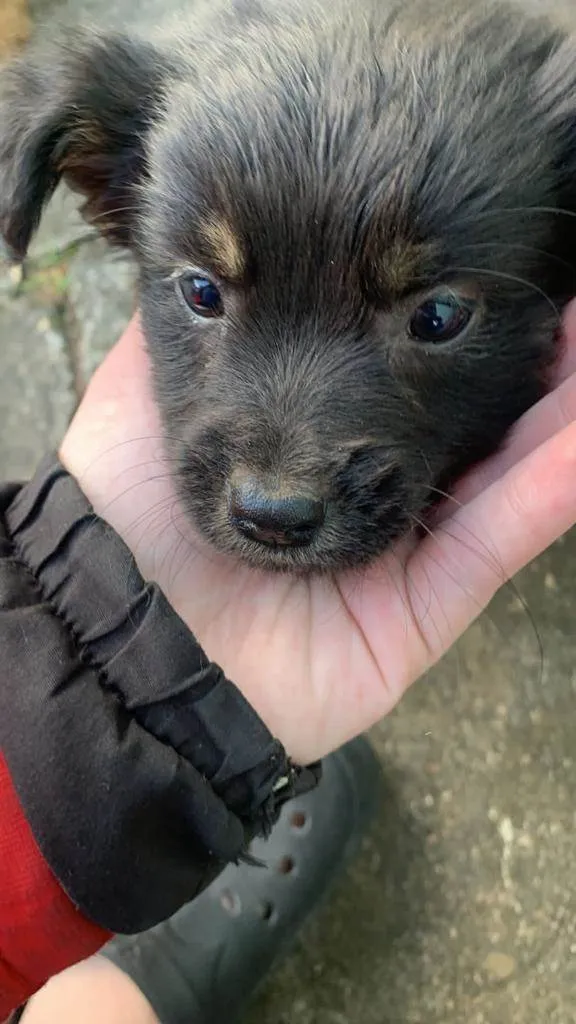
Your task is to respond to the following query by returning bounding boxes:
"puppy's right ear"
[0,30,176,259]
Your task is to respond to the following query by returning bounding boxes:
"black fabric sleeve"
[0,454,320,934]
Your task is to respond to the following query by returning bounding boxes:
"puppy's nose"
[228,482,325,547]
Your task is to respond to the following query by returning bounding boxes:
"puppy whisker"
[85,205,142,226]
[426,485,465,511]
[451,205,576,229]
[456,241,575,275]
[446,266,561,323]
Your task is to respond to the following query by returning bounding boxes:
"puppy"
[1,0,576,574]
[0,0,30,60]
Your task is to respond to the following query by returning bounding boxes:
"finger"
[555,297,576,384]
[431,300,576,519]
[404,417,576,678]
[446,367,576,509]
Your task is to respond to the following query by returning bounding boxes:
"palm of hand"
[60,316,576,763]
[78,428,411,762]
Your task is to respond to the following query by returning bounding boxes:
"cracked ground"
[1,2,576,1020]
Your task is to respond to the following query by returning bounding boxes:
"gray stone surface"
[0,296,75,477]
[67,237,136,389]
[29,184,94,261]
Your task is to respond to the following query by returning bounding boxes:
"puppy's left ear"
[0,29,176,259]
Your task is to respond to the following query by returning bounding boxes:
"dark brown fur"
[2,0,576,573]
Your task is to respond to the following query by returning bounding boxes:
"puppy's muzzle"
[228,475,326,549]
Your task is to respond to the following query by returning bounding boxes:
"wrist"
[1,454,321,932]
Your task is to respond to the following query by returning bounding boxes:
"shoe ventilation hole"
[258,900,277,924]
[277,855,296,875]
[290,810,308,831]
[220,888,242,916]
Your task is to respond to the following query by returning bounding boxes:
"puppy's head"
[3,0,576,573]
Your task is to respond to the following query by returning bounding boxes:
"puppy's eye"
[178,273,224,318]
[408,295,474,343]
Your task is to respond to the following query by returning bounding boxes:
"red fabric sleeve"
[0,753,111,1017]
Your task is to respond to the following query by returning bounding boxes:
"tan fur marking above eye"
[377,240,434,296]
[200,218,245,281]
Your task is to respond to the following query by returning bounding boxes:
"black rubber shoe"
[101,736,382,1024]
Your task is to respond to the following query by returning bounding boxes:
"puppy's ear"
[0,30,174,259]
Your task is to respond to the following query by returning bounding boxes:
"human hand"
[60,305,576,765]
